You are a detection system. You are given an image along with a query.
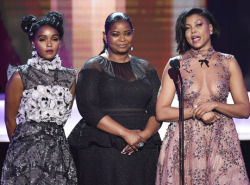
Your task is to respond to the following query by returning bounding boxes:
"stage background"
[0,0,250,179]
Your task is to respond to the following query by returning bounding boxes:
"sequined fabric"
[156,50,250,185]
[1,62,77,185]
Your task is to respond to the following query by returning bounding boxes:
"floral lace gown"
[1,55,78,185]
[155,49,250,185]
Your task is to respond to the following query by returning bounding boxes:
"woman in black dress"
[75,12,162,185]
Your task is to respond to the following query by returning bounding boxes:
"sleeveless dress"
[1,54,78,185]
[75,56,162,185]
[155,48,250,185]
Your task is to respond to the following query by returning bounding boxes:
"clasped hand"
[191,101,220,124]
[121,129,146,155]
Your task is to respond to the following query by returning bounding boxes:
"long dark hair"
[175,8,220,54]
[21,11,64,42]
[99,12,133,55]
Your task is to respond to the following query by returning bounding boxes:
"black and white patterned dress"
[1,54,78,185]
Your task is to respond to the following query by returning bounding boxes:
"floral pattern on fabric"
[1,55,77,185]
[155,50,249,185]
[18,85,72,126]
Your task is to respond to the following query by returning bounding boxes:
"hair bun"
[21,15,38,33]
[45,11,63,27]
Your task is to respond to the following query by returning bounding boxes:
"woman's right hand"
[121,129,146,154]
[200,111,220,124]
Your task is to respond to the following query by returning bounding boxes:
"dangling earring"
[130,46,134,51]
[105,42,108,54]
[32,51,38,57]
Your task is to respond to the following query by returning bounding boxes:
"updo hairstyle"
[99,12,134,55]
[21,11,64,41]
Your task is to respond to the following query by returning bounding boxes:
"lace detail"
[18,85,73,126]
[188,47,215,60]
[27,51,62,73]
[7,65,18,81]
[156,50,249,185]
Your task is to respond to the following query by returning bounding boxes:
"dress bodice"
[8,56,76,126]
[76,55,161,127]
[175,50,233,108]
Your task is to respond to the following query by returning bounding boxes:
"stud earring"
[130,46,134,51]
[210,31,213,35]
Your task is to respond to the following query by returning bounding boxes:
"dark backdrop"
[207,0,250,90]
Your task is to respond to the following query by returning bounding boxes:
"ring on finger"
[138,142,144,148]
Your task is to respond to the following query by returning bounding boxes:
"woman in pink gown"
[155,8,250,185]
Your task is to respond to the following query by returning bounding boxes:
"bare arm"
[156,62,194,122]
[139,116,161,140]
[5,71,23,140]
[194,58,250,119]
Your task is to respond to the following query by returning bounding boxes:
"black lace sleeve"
[76,59,107,127]
[145,68,161,118]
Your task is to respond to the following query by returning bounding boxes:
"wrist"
[140,130,151,141]
[185,107,193,119]
[118,127,129,139]
[213,101,219,110]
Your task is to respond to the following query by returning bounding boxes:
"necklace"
[189,47,215,67]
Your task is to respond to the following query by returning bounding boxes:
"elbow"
[243,104,250,119]
[155,113,163,122]
[243,110,250,119]
[239,106,250,119]
[155,108,166,122]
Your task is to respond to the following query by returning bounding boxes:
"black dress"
[75,56,162,185]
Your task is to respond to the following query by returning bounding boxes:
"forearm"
[140,116,160,140]
[214,101,250,119]
[5,119,17,140]
[156,106,193,122]
[96,115,129,138]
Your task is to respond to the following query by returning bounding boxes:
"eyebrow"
[111,30,132,33]
[185,19,203,26]
[38,34,59,38]
[194,19,203,23]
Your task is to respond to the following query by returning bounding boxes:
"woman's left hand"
[193,101,218,119]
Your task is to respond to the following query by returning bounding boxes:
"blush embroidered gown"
[155,49,250,185]
[1,54,78,185]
